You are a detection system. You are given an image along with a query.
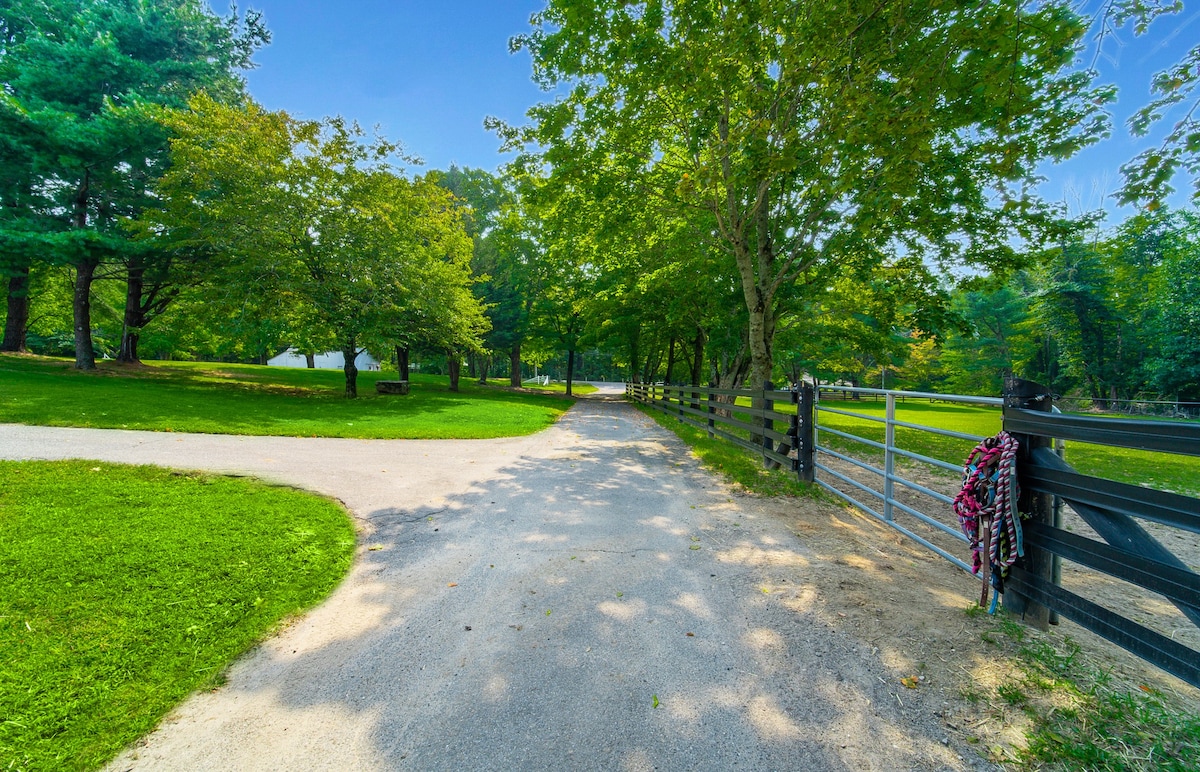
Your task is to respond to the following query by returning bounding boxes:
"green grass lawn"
[522,380,598,395]
[0,355,574,439]
[812,396,1200,497]
[641,391,1199,498]
[0,460,356,771]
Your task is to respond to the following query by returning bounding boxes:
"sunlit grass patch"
[812,395,1199,497]
[520,380,598,395]
[0,354,573,439]
[0,460,356,772]
[964,608,1200,771]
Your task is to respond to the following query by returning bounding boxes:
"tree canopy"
[147,95,486,396]
[0,0,267,366]
[499,0,1114,390]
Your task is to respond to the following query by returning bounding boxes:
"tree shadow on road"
[113,400,996,771]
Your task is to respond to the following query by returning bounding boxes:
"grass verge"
[963,607,1200,770]
[0,354,574,439]
[0,460,356,771]
[635,402,810,497]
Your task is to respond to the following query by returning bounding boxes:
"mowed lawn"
[0,460,356,772]
[0,355,575,439]
[812,396,1200,498]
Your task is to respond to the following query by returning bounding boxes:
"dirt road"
[1,393,985,771]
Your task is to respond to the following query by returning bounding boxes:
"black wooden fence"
[624,382,816,480]
[627,379,1200,689]
[1002,379,1200,689]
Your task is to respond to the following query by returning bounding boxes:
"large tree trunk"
[395,345,409,380]
[628,331,641,384]
[735,245,776,393]
[664,337,677,386]
[2,265,30,352]
[342,338,359,398]
[447,352,461,392]
[305,352,315,368]
[117,262,145,364]
[73,258,98,370]
[729,203,779,464]
[509,343,521,387]
[478,354,490,384]
[565,348,576,396]
[71,175,98,370]
[690,327,706,387]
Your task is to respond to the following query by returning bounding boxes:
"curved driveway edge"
[0,394,977,771]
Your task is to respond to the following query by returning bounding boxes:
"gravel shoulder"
[2,395,999,771]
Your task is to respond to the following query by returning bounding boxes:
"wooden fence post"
[1003,377,1055,630]
[790,383,816,483]
[763,381,777,469]
[707,386,716,438]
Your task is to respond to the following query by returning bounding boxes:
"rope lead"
[953,431,1022,613]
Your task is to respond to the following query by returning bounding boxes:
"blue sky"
[243,1,546,171]
[243,1,1197,223]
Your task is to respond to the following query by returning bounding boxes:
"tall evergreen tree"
[0,0,267,367]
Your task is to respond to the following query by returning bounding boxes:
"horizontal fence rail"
[812,385,1003,575]
[626,378,1200,688]
[1002,383,1200,689]
[625,382,815,479]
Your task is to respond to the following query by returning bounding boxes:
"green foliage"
[502,0,1112,391]
[780,259,957,389]
[0,460,354,771]
[147,95,487,396]
[1140,212,1200,399]
[429,166,534,381]
[1023,209,1200,404]
[0,354,574,439]
[938,282,1034,396]
[0,0,268,366]
[1032,242,1144,404]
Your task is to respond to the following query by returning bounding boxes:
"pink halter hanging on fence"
[953,430,1023,613]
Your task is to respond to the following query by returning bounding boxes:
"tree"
[1032,243,1128,406]
[1136,210,1200,400]
[938,282,1033,396]
[521,179,596,397]
[777,255,956,390]
[0,0,266,368]
[429,167,532,385]
[1147,244,1200,400]
[1101,1,1200,206]
[149,96,484,397]
[501,0,1112,395]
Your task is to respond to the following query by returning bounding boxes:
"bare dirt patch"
[730,477,1200,765]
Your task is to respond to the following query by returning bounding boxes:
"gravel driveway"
[0,385,974,771]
